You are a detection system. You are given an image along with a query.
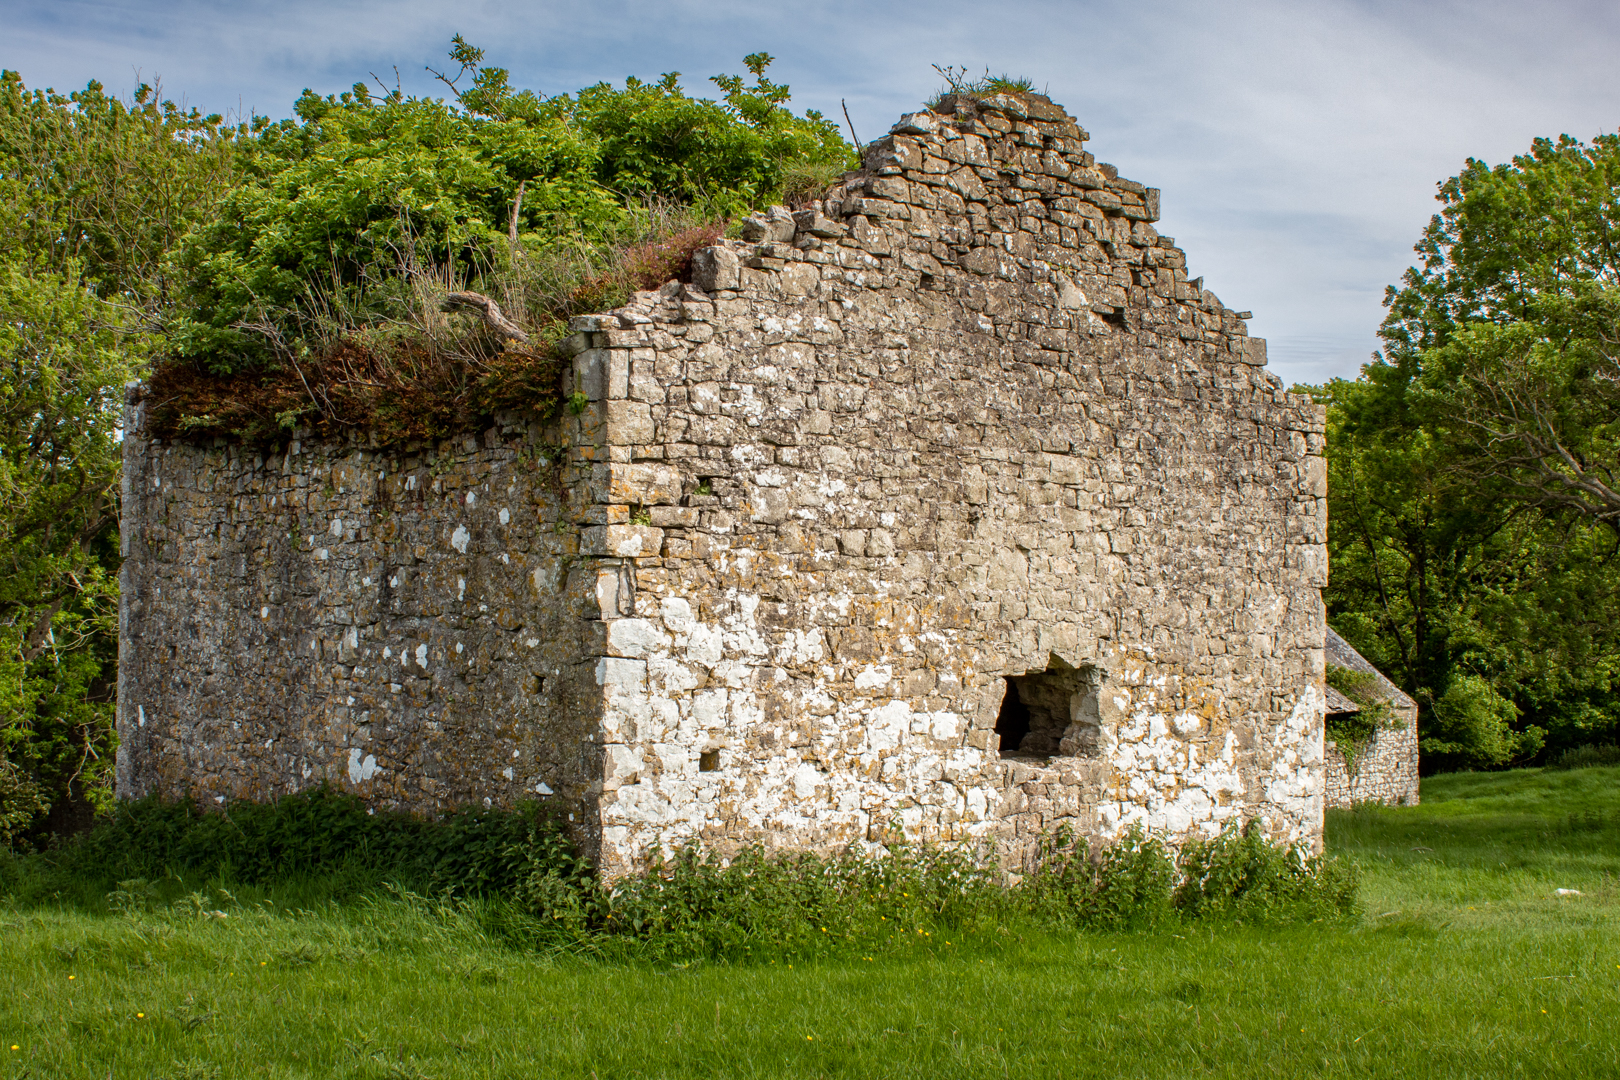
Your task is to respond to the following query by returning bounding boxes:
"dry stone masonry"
[119,91,1331,876]
[1324,629,1419,807]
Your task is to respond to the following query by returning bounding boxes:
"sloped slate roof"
[1324,684,1361,716]
[1326,627,1416,711]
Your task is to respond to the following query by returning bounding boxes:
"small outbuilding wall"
[1323,628,1419,807]
[119,91,1330,875]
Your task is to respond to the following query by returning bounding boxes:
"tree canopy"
[1315,131,1620,771]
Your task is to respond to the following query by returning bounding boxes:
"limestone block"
[1143,188,1162,221]
[573,349,629,401]
[891,111,941,136]
[603,401,655,445]
[648,505,699,527]
[749,486,794,525]
[590,463,682,506]
[581,525,664,557]
[974,93,1028,120]
[947,167,989,202]
[792,207,846,238]
[605,618,672,658]
[691,246,741,292]
[741,206,796,243]
[847,197,909,220]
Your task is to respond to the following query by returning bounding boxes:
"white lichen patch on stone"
[347,749,379,783]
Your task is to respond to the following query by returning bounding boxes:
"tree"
[1314,129,1620,770]
[0,266,147,839]
[0,71,231,840]
[1388,134,1620,528]
[0,70,246,317]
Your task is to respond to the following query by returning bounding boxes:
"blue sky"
[6,0,1618,386]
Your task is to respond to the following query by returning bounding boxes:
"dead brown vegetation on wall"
[143,221,726,445]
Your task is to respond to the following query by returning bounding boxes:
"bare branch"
[508,180,526,256]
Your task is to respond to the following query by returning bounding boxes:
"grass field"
[4,766,1617,1079]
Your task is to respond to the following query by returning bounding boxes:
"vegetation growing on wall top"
[138,42,853,443]
[1324,665,1400,775]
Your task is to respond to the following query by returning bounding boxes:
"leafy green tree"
[570,52,852,214]
[1320,371,1555,769]
[434,39,853,217]
[1317,129,1620,770]
[0,71,245,314]
[0,266,147,839]
[1390,134,1620,526]
[0,71,233,840]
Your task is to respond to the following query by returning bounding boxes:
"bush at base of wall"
[2,789,1358,965]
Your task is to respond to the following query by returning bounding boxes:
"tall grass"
[3,789,1357,970]
[3,767,1616,1078]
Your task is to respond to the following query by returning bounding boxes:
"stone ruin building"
[1324,629,1419,807]
[118,91,1339,878]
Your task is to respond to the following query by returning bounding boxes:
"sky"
[6,0,1619,387]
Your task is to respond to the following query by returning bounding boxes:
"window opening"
[699,749,720,772]
[995,660,1101,760]
[995,679,1030,756]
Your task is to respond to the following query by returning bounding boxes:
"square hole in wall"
[996,660,1102,760]
[699,749,721,772]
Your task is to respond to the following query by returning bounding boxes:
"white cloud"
[6,0,1618,384]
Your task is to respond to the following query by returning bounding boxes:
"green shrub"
[1424,674,1546,772]
[585,840,999,964]
[0,266,147,846]
[5,786,577,903]
[1174,821,1359,925]
[0,759,50,849]
[1545,743,1620,770]
[156,44,850,387]
[1023,825,1176,931]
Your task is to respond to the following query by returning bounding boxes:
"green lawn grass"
[5,767,1618,1079]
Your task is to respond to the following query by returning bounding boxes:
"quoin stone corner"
[117,90,1368,877]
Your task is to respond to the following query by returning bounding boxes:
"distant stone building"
[1324,628,1419,806]
[118,92,1330,877]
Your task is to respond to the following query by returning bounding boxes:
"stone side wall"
[117,415,611,860]
[563,92,1329,875]
[1325,714,1419,807]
